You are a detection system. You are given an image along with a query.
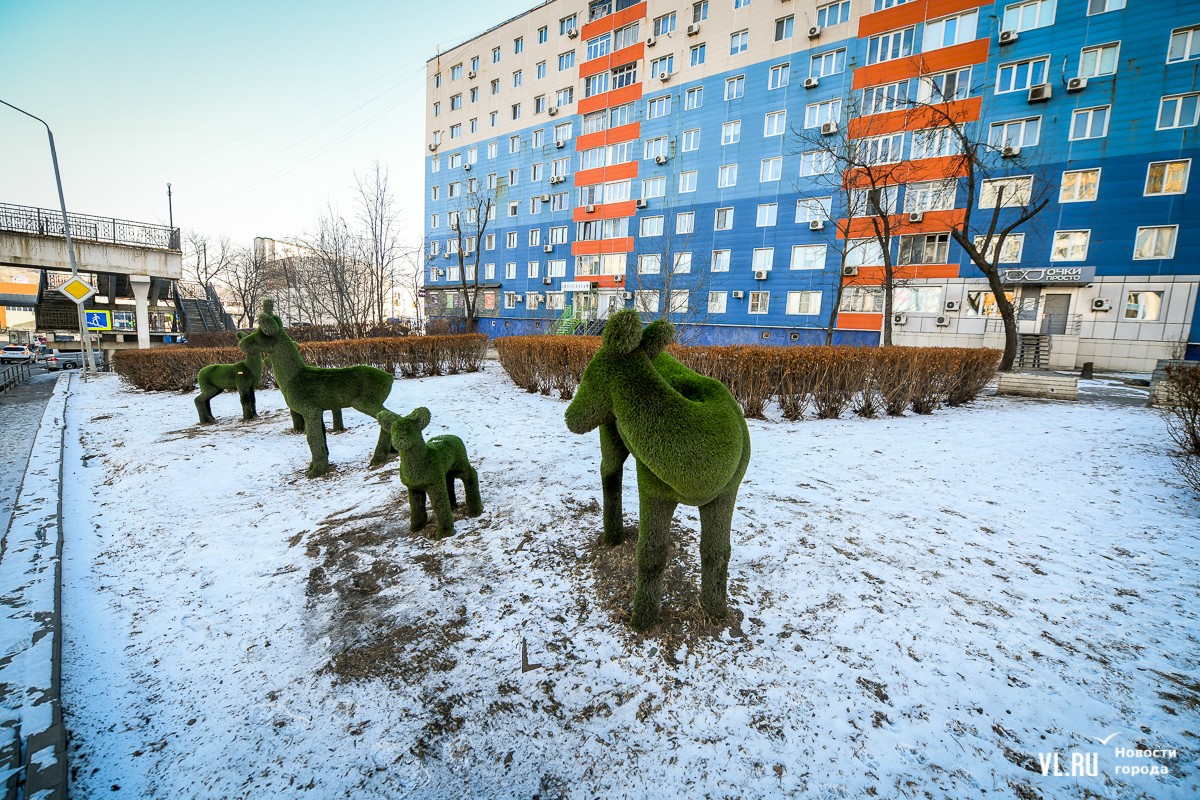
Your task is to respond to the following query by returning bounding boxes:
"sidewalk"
[0,372,59,540]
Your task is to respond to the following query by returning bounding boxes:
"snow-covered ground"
[61,364,1198,799]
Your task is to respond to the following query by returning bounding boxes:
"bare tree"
[909,94,1055,370]
[627,203,714,344]
[449,187,495,332]
[791,95,911,345]
[296,207,375,327]
[354,161,400,324]
[224,244,268,328]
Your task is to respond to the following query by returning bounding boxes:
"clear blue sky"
[0,0,531,249]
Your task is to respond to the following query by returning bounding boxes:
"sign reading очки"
[998,266,1097,284]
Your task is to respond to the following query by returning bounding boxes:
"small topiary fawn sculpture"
[195,331,263,424]
[239,300,396,477]
[564,310,751,631]
[377,407,482,540]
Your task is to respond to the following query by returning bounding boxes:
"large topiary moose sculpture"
[238,300,396,477]
[564,310,751,631]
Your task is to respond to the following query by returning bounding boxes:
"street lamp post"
[1,98,98,381]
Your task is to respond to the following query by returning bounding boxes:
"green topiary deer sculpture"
[195,331,263,424]
[564,310,751,631]
[377,407,482,540]
[238,300,395,477]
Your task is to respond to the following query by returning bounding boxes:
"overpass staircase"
[173,282,236,333]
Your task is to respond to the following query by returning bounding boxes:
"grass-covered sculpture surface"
[239,300,395,477]
[564,310,751,630]
[195,331,263,424]
[378,407,482,540]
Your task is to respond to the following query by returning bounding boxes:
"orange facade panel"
[575,121,640,151]
[858,0,993,38]
[566,274,626,288]
[577,82,644,114]
[846,96,981,138]
[573,159,639,186]
[839,209,967,239]
[836,312,883,331]
[854,264,962,282]
[843,155,970,190]
[573,200,636,221]
[578,42,645,78]
[851,38,990,90]
[571,237,635,256]
[580,2,646,40]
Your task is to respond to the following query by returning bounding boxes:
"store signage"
[562,281,595,291]
[998,266,1095,284]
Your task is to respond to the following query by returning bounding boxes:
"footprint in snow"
[181,614,212,635]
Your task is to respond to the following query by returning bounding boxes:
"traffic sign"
[85,310,111,330]
[57,276,96,303]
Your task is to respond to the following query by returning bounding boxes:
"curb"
[0,371,70,800]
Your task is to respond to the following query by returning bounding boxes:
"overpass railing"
[0,203,181,252]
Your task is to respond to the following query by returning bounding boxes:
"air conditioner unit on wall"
[567,27,578,38]
[540,193,551,202]
[555,140,565,148]
[660,72,671,83]
[842,265,858,276]
[1002,145,1021,158]
[808,26,821,39]
[585,204,596,213]
[732,290,745,299]
[635,198,648,208]
[543,244,553,253]
[428,143,438,151]
[936,315,950,327]
[1067,76,1087,92]
[646,36,656,47]
[998,30,1018,45]
[1028,83,1052,103]
[821,122,838,135]
[809,219,825,231]
[623,291,633,300]
[655,155,668,165]
[1092,297,1112,311]
[754,270,769,280]
[894,313,907,325]
[945,299,959,311]
[543,277,552,285]
[687,23,700,36]
[514,294,524,302]
[804,77,819,89]
[548,106,559,116]
[463,163,471,171]
[467,70,477,79]
[908,212,924,223]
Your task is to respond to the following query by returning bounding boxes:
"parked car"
[1,345,36,364]
[39,350,83,370]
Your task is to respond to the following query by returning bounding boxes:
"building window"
[490,112,498,127]
[647,95,671,118]
[486,233,496,250]
[556,88,574,106]
[690,44,706,67]
[818,1,851,27]
[527,261,539,279]
[811,48,847,77]
[508,168,519,186]
[587,33,611,61]
[669,290,689,313]
[904,179,957,212]
[554,122,573,141]
[862,81,909,115]
[714,207,734,230]
[917,68,970,102]
[679,171,698,192]
[804,100,838,128]
[756,203,778,227]
[1133,226,1178,259]
[450,94,463,111]
[433,102,441,117]
[989,117,1041,148]
[786,291,822,315]
[769,63,790,90]
[640,216,665,236]
[1145,160,1190,195]
[638,254,662,274]
[1003,0,1055,32]
[725,76,745,100]
[505,262,517,279]
[1168,25,1200,63]
[686,87,703,109]
[980,176,1033,207]
[559,51,575,71]
[429,240,440,256]
[535,96,546,114]
[867,28,914,65]
[857,133,904,165]
[1087,0,1126,15]
[451,64,463,80]
[580,147,604,170]
[730,30,749,55]
[643,177,666,197]
[504,292,517,309]
[537,61,547,80]
[552,157,570,177]
[1050,230,1090,261]
[1080,43,1120,78]
[800,150,833,176]
[644,137,668,159]
[1125,291,1163,319]
[1070,106,1110,139]
[561,14,577,35]
[775,16,794,41]
[997,56,1050,93]
[551,192,569,210]
[431,155,441,172]
[515,37,524,54]
[764,110,787,136]
[635,291,660,314]
[1158,93,1200,130]
[612,64,637,91]
[854,185,898,216]
[676,212,695,233]
[722,121,741,144]
[613,22,640,50]
[898,233,951,265]
[493,47,501,63]
[749,292,769,314]
[845,239,885,267]
[507,232,518,248]
[512,104,521,120]
[487,172,497,189]
[693,1,708,23]
[603,179,631,203]
[791,244,827,270]
[651,55,675,78]
[923,10,977,53]
[469,118,478,133]
[972,234,1025,263]
[796,197,832,222]
[435,73,441,88]
[449,124,462,139]
[734,0,750,8]
[911,127,961,159]
[1060,168,1100,202]
[538,26,548,44]
[682,129,700,151]
[708,291,727,314]
[717,164,738,188]
[711,249,730,272]
[761,157,783,181]
[513,71,522,88]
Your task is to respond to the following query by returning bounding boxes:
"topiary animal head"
[378,407,432,452]
[564,310,674,434]
[238,299,284,357]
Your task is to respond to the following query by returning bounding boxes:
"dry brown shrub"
[945,348,1002,407]
[1162,362,1200,496]
[873,347,918,416]
[185,320,419,348]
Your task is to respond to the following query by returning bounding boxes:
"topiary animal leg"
[446,473,459,508]
[630,462,678,631]
[698,488,736,622]
[408,488,428,532]
[290,411,305,433]
[463,466,483,517]
[599,421,629,546]
[238,377,257,421]
[331,408,344,431]
[195,381,220,424]
[356,403,393,467]
[304,412,330,478]
[429,482,456,540]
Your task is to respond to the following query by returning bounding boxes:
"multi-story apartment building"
[424,0,1199,371]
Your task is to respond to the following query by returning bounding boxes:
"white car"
[39,350,83,370]
[1,345,36,364]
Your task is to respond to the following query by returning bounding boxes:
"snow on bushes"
[496,336,1000,418]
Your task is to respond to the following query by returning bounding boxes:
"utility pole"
[167,183,173,229]
[1,98,98,381]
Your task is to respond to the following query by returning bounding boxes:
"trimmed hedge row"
[495,337,1001,418]
[114,334,489,392]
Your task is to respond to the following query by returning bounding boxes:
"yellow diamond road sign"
[57,276,96,303]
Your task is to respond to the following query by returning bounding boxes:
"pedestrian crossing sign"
[57,276,96,303]
[85,310,111,331]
